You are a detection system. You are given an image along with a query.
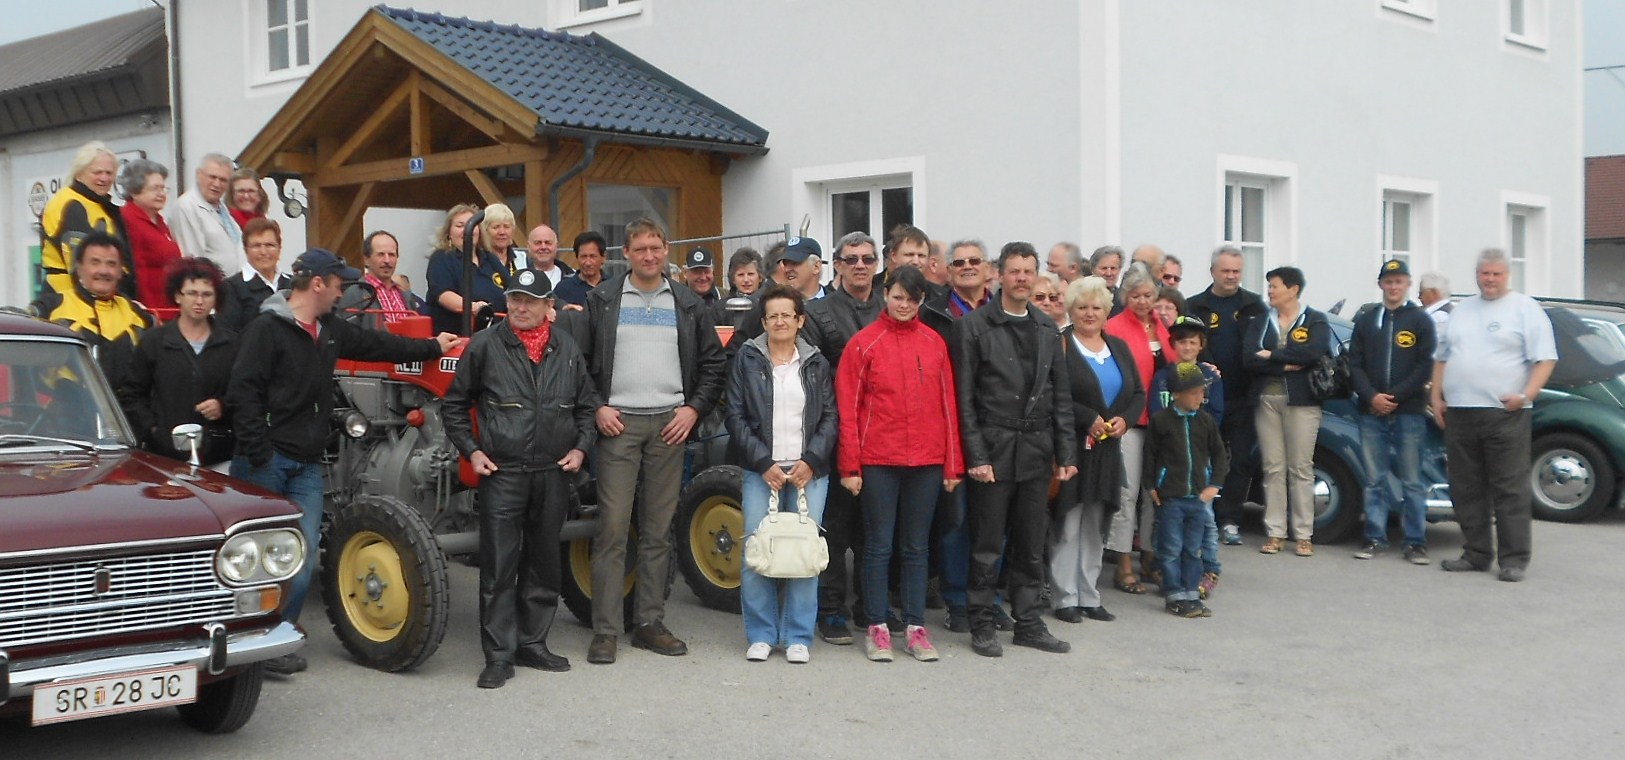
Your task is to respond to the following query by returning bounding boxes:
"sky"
[0,1,159,45]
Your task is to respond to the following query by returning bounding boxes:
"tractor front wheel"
[321,495,450,672]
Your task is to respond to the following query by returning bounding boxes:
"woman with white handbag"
[725,284,838,664]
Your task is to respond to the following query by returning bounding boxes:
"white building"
[169,0,1582,310]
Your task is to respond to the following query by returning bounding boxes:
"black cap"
[1168,314,1208,340]
[1166,361,1211,394]
[1378,259,1410,279]
[293,249,361,281]
[503,268,554,299]
[684,247,714,269]
[780,236,822,264]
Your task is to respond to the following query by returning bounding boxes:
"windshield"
[0,339,134,447]
[1546,307,1625,387]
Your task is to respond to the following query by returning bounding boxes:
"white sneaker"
[745,642,772,661]
[785,644,810,664]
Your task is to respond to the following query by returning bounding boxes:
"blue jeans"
[232,452,325,622]
[861,465,941,627]
[1201,502,1221,575]
[1155,497,1208,602]
[740,472,828,647]
[1358,413,1428,547]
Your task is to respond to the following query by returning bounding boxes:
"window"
[588,184,673,250]
[1217,156,1296,294]
[1502,192,1548,293]
[1504,0,1548,51]
[555,0,643,28]
[252,0,312,84]
[1377,177,1437,274]
[791,157,926,262]
[1382,197,1412,268]
[1223,181,1267,291]
[1507,208,1532,289]
[828,182,913,246]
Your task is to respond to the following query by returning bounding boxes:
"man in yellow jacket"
[30,231,154,391]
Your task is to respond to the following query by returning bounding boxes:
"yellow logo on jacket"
[1207,312,1220,328]
[1290,326,1309,343]
[1396,330,1416,348]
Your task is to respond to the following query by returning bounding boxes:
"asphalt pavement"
[7,511,1625,759]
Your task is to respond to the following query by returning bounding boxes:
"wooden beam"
[332,182,379,262]
[418,76,509,144]
[464,170,504,206]
[372,21,539,136]
[315,143,549,187]
[409,71,429,157]
[239,14,394,170]
[272,151,317,174]
[525,159,546,232]
[325,76,414,169]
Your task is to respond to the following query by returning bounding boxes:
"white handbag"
[743,486,829,579]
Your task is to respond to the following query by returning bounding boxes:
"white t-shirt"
[770,349,807,462]
[1437,291,1556,408]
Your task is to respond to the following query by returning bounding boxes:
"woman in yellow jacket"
[39,141,129,298]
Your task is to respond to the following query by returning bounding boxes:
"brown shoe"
[1260,537,1284,555]
[587,634,617,664]
[630,622,689,656]
[1295,540,1315,557]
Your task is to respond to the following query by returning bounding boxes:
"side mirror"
[170,423,203,468]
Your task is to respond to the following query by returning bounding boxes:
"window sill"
[556,3,642,29]
[1503,33,1548,54]
[1379,1,1435,22]
[251,66,313,89]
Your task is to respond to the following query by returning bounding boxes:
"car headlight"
[217,528,306,585]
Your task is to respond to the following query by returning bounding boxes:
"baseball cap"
[685,247,715,269]
[1377,259,1410,279]
[1168,315,1208,340]
[293,248,361,281]
[1166,361,1211,394]
[779,236,822,264]
[503,268,554,299]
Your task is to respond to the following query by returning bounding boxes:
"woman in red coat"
[118,159,183,309]
[1102,263,1171,593]
[228,168,269,231]
[836,266,963,663]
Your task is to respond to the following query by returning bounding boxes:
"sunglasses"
[1162,274,1182,284]
[839,255,878,266]
[950,258,984,268]
[1031,293,1062,303]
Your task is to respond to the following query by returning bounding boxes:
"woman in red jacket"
[1102,263,1170,593]
[118,159,183,309]
[837,265,963,663]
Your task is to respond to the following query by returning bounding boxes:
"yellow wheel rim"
[687,495,742,590]
[569,527,637,600]
[336,530,411,642]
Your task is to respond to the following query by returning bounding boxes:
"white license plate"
[32,665,197,726]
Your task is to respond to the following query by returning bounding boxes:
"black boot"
[1012,625,1071,654]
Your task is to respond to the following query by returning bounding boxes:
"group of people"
[28,142,1555,687]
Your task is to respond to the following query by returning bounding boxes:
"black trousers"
[1445,408,1533,570]
[478,468,569,663]
[817,479,867,620]
[966,478,1049,632]
[1216,400,1257,527]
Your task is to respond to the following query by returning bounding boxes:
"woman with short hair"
[118,159,182,309]
[1032,273,1068,327]
[39,141,128,297]
[729,247,764,297]
[220,218,291,332]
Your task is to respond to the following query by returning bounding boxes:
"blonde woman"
[426,203,507,335]
[39,141,126,297]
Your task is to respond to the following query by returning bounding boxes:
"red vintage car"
[0,312,305,733]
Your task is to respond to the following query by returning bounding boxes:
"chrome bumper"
[0,621,304,705]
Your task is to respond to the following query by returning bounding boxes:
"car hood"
[0,450,300,555]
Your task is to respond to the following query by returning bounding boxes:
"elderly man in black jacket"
[581,218,726,665]
[445,269,599,689]
[951,242,1078,658]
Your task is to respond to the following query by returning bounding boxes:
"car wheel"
[1312,451,1362,544]
[1530,433,1616,523]
[321,495,450,672]
[676,465,744,613]
[176,663,263,734]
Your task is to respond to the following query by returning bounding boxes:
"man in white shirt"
[525,224,574,289]
[168,153,243,275]
[1430,250,1555,582]
[1418,271,1453,333]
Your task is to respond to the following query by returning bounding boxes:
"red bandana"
[514,321,551,364]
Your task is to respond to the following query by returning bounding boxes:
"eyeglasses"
[950,258,984,268]
[838,255,878,266]
[1031,293,1062,303]
[1162,274,1182,284]
[177,290,215,300]
[763,313,799,323]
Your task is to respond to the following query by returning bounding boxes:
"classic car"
[0,313,305,733]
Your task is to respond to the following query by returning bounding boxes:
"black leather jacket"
[950,302,1077,482]
[118,319,239,465]
[724,334,838,477]
[444,320,600,471]
[802,284,883,368]
[583,272,726,419]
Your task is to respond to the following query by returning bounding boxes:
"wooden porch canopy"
[237,6,769,260]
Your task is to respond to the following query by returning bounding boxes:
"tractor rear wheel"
[676,465,744,613]
[321,495,450,672]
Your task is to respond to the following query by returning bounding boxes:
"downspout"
[167,0,186,191]
[546,137,598,245]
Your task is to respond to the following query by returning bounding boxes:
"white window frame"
[1502,191,1549,294]
[791,157,926,266]
[1377,0,1437,30]
[1376,175,1439,276]
[247,0,314,87]
[554,0,645,29]
[1216,155,1297,295]
[1502,0,1549,55]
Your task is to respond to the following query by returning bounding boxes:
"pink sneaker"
[905,625,939,662]
[864,624,893,662]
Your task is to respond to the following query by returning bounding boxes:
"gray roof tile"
[0,7,165,96]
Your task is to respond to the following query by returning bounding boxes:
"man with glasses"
[802,231,886,644]
[169,153,244,275]
[1161,254,1184,290]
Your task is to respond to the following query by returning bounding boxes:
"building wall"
[0,113,171,309]
[1118,0,1583,310]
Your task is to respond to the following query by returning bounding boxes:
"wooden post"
[525,159,546,234]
